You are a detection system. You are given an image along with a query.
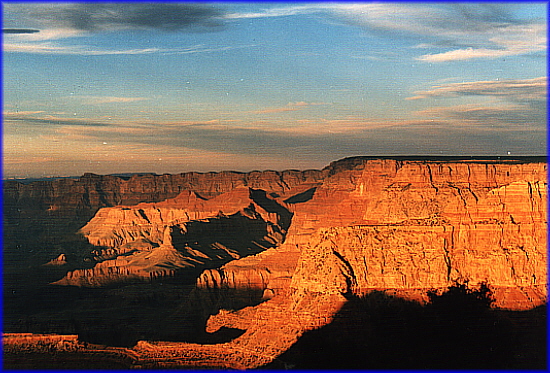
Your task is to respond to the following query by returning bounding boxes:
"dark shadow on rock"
[264,284,546,370]
[4,189,295,350]
[249,188,294,230]
[172,211,273,260]
[193,326,246,344]
[284,187,317,204]
[75,321,141,348]
[168,190,293,271]
[144,282,265,344]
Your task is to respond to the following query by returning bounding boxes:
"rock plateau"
[3,156,547,369]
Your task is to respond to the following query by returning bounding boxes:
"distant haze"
[2,2,546,178]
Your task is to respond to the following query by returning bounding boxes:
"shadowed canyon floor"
[3,156,547,369]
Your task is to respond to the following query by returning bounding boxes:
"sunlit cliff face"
[3,157,547,369]
[23,158,544,306]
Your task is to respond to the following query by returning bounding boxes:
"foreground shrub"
[268,283,529,370]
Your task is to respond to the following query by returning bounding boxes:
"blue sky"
[2,2,547,178]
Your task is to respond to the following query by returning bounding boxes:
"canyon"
[3,156,547,369]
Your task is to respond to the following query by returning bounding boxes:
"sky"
[2,2,547,178]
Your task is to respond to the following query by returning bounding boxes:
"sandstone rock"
[53,158,547,318]
[4,156,547,369]
[43,254,67,266]
[287,159,547,310]
[55,187,295,287]
[186,158,547,368]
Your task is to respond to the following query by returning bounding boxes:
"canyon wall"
[54,187,296,287]
[3,169,325,251]
[3,169,326,217]
[287,158,547,309]
[21,157,547,308]
[4,156,547,369]
[188,158,547,368]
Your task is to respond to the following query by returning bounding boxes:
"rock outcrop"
[52,157,548,310]
[43,254,68,266]
[54,187,296,287]
[3,170,326,217]
[287,158,547,310]
[3,169,325,251]
[188,158,547,368]
[4,156,547,369]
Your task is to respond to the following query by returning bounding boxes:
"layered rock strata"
[3,170,325,217]
[3,169,325,252]
[4,157,547,369]
[287,159,547,310]
[182,158,548,368]
[54,187,296,287]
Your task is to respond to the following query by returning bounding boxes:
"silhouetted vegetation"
[267,283,546,370]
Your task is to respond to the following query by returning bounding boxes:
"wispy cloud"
[5,107,545,179]
[415,103,546,127]
[2,42,161,55]
[77,96,149,105]
[416,24,546,62]
[336,3,546,62]
[3,112,112,127]
[223,4,322,19]
[29,113,544,164]
[225,3,546,62]
[408,77,546,127]
[4,28,85,41]
[2,3,232,56]
[407,77,547,103]
[5,3,543,62]
[3,40,254,56]
[3,110,45,116]
[251,101,328,115]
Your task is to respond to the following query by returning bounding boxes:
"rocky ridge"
[3,156,547,369]
[54,187,295,287]
[186,158,547,367]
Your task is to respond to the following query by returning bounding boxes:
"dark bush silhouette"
[421,282,515,369]
[267,283,543,370]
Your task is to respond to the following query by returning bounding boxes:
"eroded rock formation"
[287,159,547,310]
[190,158,547,368]
[54,187,295,287]
[3,169,325,251]
[4,156,547,369]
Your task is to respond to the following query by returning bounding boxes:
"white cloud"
[417,24,546,62]
[3,42,161,55]
[415,103,546,127]
[223,4,321,19]
[407,77,547,102]
[226,3,546,63]
[5,3,544,62]
[78,96,149,105]
[408,77,547,127]
[3,40,254,56]
[5,28,85,41]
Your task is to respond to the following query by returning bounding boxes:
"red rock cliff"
[5,157,547,369]
[50,158,546,307]
[191,158,547,368]
[3,169,325,252]
[287,159,546,306]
